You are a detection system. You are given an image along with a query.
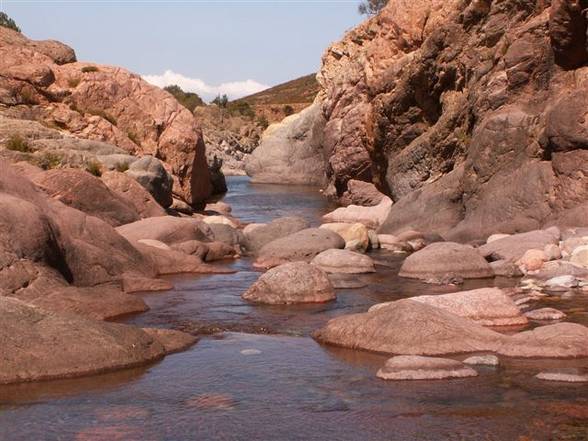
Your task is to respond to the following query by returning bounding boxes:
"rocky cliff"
[0,26,213,206]
[256,0,587,240]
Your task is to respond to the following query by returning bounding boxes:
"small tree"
[0,12,20,32]
[212,94,229,123]
[358,0,388,15]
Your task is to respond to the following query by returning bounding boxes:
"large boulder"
[340,179,386,207]
[311,249,375,274]
[255,228,345,268]
[243,216,310,252]
[0,297,196,384]
[32,168,140,227]
[245,102,327,185]
[498,323,588,358]
[101,170,167,218]
[478,229,561,262]
[320,222,370,252]
[314,299,505,355]
[399,242,493,280]
[322,196,393,229]
[125,156,174,208]
[242,262,335,304]
[116,216,212,245]
[408,288,528,327]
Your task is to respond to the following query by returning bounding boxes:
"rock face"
[255,228,345,268]
[314,299,505,355]
[313,0,588,239]
[0,160,162,319]
[33,168,141,226]
[0,297,196,384]
[377,355,478,381]
[125,156,174,208]
[242,262,335,304]
[399,242,493,280]
[101,170,167,218]
[245,102,327,185]
[0,26,214,207]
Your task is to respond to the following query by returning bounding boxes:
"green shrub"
[127,131,141,146]
[0,12,20,32]
[228,101,255,118]
[5,134,33,153]
[87,109,117,126]
[358,0,388,15]
[283,105,295,116]
[81,66,99,73]
[19,87,37,105]
[164,85,204,112]
[68,77,81,88]
[85,160,103,177]
[115,161,129,172]
[36,152,62,170]
[256,115,269,129]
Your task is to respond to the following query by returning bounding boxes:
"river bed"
[1,177,587,441]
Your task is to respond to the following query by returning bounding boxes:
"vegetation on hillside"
[358,0,388,15]
[164,85,205,112]
[0,12,20,33]
[234,74,319,107]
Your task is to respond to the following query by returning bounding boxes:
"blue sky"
[2,1,363,99]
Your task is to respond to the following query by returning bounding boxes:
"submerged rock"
[311,249,376,274]
[0,297,196,384]
[525,308,567,321]
[399,242,493,280]
[242,262,335,305]
[255,228,345,268]
[377,355,478,381]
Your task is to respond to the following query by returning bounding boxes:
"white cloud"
[142,69,270,101]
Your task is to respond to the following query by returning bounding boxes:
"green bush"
[358,0,388,15]
[85,160,102,177]
[87,109,117,126]
[228,101,255,118]
[81,66,99,73]
[127,131,141,146]
[115,161,129,172]
[164,85,204,112]
[256,115,269,129]
[283,105,295,116]
[68,77,81,88]
[5,134,33,153]
[0,13,20,32]
[36,152,62,170]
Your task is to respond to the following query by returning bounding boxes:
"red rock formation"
[316,0,588,240]
[0,27,212,206]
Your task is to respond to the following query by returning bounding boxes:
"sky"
[2,0,363,100]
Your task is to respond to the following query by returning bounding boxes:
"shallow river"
[1,177,587,441]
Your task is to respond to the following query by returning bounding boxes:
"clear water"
[1,177,587,441]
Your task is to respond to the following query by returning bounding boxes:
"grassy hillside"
[233,73,319,123]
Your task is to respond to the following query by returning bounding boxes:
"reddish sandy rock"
[33,168,140,227]
[399,242,493,280]
[498,323,588,358]
[524,307,567,321]
[243,262,336,305]
[479,229,560,262]
[340,179,386,207]
[314,299,505,356]
[244,216,310,252]
[517,249,548,272]
[255,228,345,268]
[311,249,376,274]
[101,170,166,218]
[0,297,196,384]
[408,288,528,327]
[116,216,212,245]
[322,196,393,229]
[377,356,478,381]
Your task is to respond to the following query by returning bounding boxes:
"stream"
[1,176,587,441]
